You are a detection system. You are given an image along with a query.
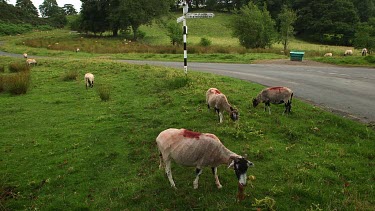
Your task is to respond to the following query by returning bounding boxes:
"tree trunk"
[112,27,118,37]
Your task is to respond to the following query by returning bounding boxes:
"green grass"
[0,56,374,210]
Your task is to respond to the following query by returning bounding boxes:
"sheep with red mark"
[84,73,94,89]
[252,86,293,114]
[206,88,238,123]
[26,58,37,66]
[156,128,254,189]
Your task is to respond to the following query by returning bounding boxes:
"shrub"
[0,75,4,93]
[0,66,4,73]
[199,37,212,47]
[364,55,375,63]
[5,71,31,95]
[97,84,111,101]
[8,62,30,73]
[62,70,79,81]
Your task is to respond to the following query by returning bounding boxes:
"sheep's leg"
[165,159,176,189]
[265,102,271,114]
[158,152,163,169]
[212,167,222,189]
[215,107,223,123]
[193,168,202,189]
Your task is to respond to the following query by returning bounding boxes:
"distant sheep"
[76,48,80,53]
[361,48,368,56]
[206,88,238,123]
[156,128,254,189]
[253,86,294,114]
[324,53,332,57]
[23,53,28,58]
[344,49,353,56]
[84,73,94,89]
[26,58,37,66]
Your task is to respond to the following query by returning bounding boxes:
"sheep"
[156,128,254,189]
[324,52,332,57]
[23,53,28,58]
[344,49,353,56]
[84,73,94,89]
[361,48,368,56]
[26,58,37,66]
[76,48,80,53]
[252,86,294,114]
[206,88,238,123]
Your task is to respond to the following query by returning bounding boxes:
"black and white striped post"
[177,1,214,75]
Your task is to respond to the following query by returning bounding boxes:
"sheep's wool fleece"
[157,128,234,167]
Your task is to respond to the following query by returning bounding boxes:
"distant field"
[0,56,374,210]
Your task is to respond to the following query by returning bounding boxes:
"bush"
[199,37,212,47]
[97,84,111,101]
[5,71,31,95]
[0,65,4,73]
[62,70,79,81]
[9,62,30,73]
[364,55,375,63]
[0,75,4,93]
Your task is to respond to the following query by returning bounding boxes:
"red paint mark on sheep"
[268,86,285,91]
[182,129,201,139]
[210,88,221,94]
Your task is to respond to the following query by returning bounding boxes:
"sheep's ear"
[247,161,254,167]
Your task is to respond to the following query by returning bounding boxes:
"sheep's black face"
[252,98,259,107]
[233,158,254,186]
[230,110,239,121]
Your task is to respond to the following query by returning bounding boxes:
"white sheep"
[84,73,94,89]
[344,49,353,56]
[156,128,254,189]
[76,48,80,53]
[252,86,294,114]
[206,88,238,123]
[361,48,368,56]
[23,53,28,58]
[324,52,332,57]
[26,58,37,66]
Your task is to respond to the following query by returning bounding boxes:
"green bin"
[290,51,305,61]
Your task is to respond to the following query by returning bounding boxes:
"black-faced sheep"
[344,49,353,56]
[84,73,94,89]
[26,58,37,66]
[362,48,368,56]
[206,88,238,123]
[23,53,28,58]
[252,86,294,114]
[156,128,254,189]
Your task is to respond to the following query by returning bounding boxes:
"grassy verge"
[0,56,374,210]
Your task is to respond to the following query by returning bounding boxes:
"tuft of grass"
[62,70,79,81]
[0,75,4,92]
[97,84,111,101]
[8,61,30,73]
[0,65,4,73]
[4,70,31,95]
[199,37,212,47]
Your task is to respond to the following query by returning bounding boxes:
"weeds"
[5,71,31,95]
[62,70,79,81]
[97,84,111,101]
[8,61,30,73]
[0,65,4,73]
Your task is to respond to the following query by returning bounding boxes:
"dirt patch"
[253,59,338,67]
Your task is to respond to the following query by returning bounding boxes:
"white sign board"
[185,13,215,19]
[177,16,185,23]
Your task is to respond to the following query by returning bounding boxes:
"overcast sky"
[8,0,82,13]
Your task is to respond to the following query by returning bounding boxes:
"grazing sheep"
[84,73,94,89]
[156,128,254,189]
[344,49,353,56]
[324,53,332,57]
[76,48,80,53]
[361,48,368,56]
[23,53,28,58]
[26,58,37,66]
[206,88,238,123]
[252,86,294,114]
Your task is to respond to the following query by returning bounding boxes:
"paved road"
[121,60,375,123]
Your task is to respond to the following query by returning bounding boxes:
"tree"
[79,0,111,35]
[166,22,183,45]
[229,2,277,49]
[278,5,297,54]
[354,18,375,53]
[39,0,67,27]
[16,0,38,17]
[63,4,77,15]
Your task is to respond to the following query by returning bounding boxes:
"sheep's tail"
[290,92,294,101]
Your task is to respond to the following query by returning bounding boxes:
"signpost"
[177,1,214,75]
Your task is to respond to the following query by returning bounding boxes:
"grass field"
[0,55,374,210]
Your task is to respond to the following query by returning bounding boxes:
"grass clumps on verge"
[62,70,79,81]
[5,70,31,95]
[8,61,30,73]
[97,84,111,101]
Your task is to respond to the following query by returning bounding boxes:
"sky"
[8,0,82,13]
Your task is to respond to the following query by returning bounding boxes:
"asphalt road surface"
[120,60,375,124]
